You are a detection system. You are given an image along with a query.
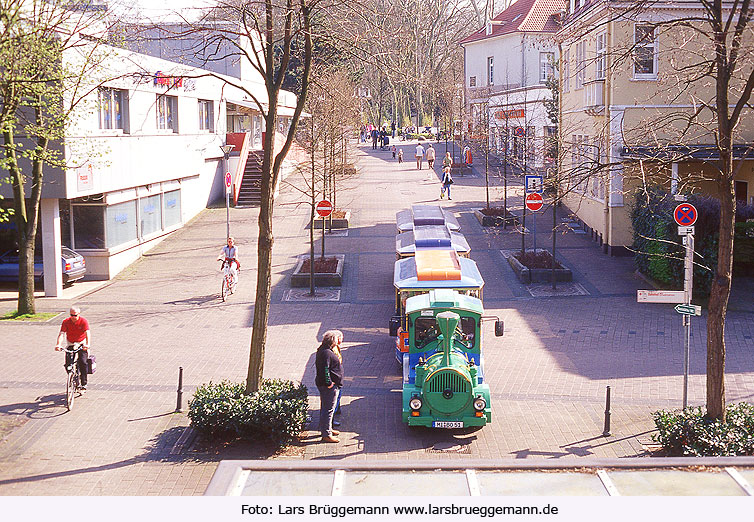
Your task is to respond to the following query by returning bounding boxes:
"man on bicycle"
[218,236,240,282]
[54,306,91,389]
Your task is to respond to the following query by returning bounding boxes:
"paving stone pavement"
[0,139,753,495]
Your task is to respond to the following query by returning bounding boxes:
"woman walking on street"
[440,166,453,200]
[425,144,436,180]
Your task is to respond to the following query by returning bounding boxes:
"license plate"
[433,421,463,428]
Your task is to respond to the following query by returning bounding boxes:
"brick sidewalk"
[0,140,752,495]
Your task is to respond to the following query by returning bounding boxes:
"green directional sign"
[675,304,701,316]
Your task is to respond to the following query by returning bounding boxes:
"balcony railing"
[584,79,605,114]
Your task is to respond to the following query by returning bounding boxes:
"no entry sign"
[316,199,334,218]
[525,193,544,212]
[673,203,698,226]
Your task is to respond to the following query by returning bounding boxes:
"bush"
[652,403,754,456]
[188,379,308,447]
[631,187,754,297]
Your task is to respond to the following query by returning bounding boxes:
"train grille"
[427,370,469,394]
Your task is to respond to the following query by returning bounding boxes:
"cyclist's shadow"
[0,394,70,419]
[164,295,223,306]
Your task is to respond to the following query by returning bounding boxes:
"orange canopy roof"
[415,249,462,281]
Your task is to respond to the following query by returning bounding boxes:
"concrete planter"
[474,208,520,227]
[506,251,572,284]
[311,210,351,229]
[291,254,344,287]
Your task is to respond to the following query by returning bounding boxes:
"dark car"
[0,247,86,284]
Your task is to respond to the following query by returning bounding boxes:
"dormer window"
[485,21,492,35]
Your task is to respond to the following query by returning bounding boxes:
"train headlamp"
[409,396,422,411]
[473,396,487,411]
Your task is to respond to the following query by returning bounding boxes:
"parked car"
[0,247,86,284]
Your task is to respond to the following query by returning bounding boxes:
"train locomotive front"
[400,290,502,428]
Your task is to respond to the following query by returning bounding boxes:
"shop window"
[98,88,128,132]
[163,190,182,228]
[198,99,214,131]
[73,205,105,249]
[156,94,178,132]
[105,200,137,248]
[140,195,162,238]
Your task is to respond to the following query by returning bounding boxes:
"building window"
[487,56,494,85]
[596,33,606,80]
[540,52,555,83]
[544,126,557,164]
[563,50,570,92]
[634,24,657,78]
[105,200,138,248]
[469,76,476,87]
[98,88,127,131]
[575,41,585,89]
[73,205,105,250]
[198,99,214,131]
[163,189,182,228]
[140,195,162,238]
[156,94,178,132]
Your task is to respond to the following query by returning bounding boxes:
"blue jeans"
[442,184,451,198]
[317,385,340,436]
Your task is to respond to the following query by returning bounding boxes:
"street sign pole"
[682,233,694,409]
[533,206,537,254]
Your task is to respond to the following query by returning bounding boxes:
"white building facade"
[1,34,296,296]
[461,0,563,170]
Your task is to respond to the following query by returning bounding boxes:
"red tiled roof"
[460,0,564,45]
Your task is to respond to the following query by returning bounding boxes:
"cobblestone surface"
[0,140,752,495]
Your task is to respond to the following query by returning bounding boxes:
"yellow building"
[557,0,754,255]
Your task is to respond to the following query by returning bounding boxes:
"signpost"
[675,304,701,316]
[316,199,334,262]
[525,192,543,254]
[525,175,544,194]
[636,290,685,303]
[674,203,698,227]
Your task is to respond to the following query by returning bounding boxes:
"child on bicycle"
[54,306,91,389]
[218,237,240,281]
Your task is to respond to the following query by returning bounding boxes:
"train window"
[414,318,440,348]
[457,317,476,347]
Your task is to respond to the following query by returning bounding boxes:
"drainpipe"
[603,20,612,255]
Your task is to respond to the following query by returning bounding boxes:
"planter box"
[506,251,572,284]
[311,210,351,229]
[474,208,520,227]
[291,254,344,287]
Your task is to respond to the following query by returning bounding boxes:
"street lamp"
[220,143,235,239]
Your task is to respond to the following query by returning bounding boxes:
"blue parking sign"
[525,175,544,194]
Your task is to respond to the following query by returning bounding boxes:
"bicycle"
[220,259,238,301]
[63,342,86,411]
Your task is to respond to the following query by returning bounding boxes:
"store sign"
[494,108,525,120]
[77,163,94,191]
[154,71,184,88]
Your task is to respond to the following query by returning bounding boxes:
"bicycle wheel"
[66,370,76,411]
[221,276,228,301]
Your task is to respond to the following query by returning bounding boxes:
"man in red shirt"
[55,306,91,389]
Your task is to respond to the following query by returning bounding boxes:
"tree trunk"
[706,151,734,421]
[246,118,276,393]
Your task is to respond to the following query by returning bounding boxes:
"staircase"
[236,150,263,206]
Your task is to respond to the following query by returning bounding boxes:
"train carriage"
[395,224,471,259]
[391,249,484,363]
[396,204,461,233]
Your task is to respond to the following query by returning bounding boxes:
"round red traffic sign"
[673,203,697,226]
[316,199,334,218]
[525,192,544,212]
[224,172,232,188]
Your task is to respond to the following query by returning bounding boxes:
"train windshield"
[414,316,476,349]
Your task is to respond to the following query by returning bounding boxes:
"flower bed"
[291,254,344,287]
[506,249,572,284]
[474,207,520,227]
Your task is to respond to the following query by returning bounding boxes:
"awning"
[227,99,309,118]
[621,145,754,162]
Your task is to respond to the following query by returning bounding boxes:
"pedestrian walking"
[398,149,403,163]
[391,145,397,159]
[440,166,454,200]
[315,330,344,443]
[415,143,425,170]
[371,127,378,150]
[442,151,453,170]
[425,144,436,180]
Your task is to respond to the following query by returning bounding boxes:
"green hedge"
[631,187,754,297]
[653,403,754,456]
[188,379,308,447]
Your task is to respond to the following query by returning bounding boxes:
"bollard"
[175,366,184,413]
[603,385,611,437]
